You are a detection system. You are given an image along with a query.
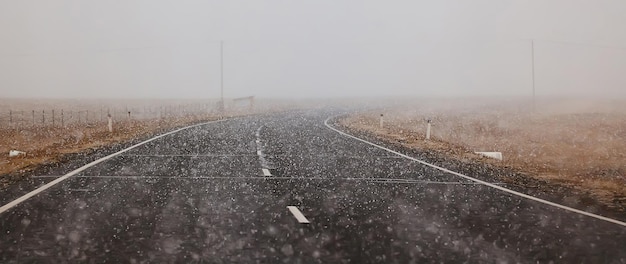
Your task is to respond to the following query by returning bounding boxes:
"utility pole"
[531,39,536,113]
[220,40,225,113]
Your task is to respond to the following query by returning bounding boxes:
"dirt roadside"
[339,112,626,211]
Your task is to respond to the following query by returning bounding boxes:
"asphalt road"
[1,110,626,263]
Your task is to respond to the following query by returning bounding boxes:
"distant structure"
[233,96,255,110]
[219,40,225,113]
[217,99,225,113]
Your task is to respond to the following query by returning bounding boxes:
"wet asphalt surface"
[1,110,626,263]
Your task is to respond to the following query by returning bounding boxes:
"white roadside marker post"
[475,152,504,161]
[107,114,113,133]
[8,150,26,157]
[426,118,432,140]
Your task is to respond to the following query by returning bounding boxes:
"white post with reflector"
[426,118,432,140]
[107,114,113,133]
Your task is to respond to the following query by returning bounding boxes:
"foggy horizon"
[2,1,626,99]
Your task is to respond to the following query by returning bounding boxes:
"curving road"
[1,110,625,263]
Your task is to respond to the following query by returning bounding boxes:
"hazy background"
[1,0,625,99]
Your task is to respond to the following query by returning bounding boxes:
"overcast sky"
[1,0,625,99]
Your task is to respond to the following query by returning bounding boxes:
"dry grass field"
[341,98,626,207]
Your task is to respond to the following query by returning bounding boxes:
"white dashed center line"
[256,125,275,171]
[68,189,91,192]
[287,206,310,224]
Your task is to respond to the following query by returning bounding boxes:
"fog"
[1,1,626,99]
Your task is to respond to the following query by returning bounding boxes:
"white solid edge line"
[262,168,272,176]
[0,118,230,215]
[287,206,310,224]
[324,116,626,228]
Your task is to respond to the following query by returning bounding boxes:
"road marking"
[358,178,506,185]
[262,169,272,176]
[65,175,299,180]
[119,154,257,157]
[62,175,297,179]
[31,175,503,185]
[256,125,275,170]
[33,175,302,180]
[68,189,91,192]
[324,116,626,227]
[255,125,264,139]
[0,119,230,215]
[287,206,310,224]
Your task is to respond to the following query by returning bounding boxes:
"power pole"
[531,39,536,113]
[220,40,225,113]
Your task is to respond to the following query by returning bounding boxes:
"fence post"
[61,110,64,127]
[86,110,89,124]
[9,110,12,125]
[42,110,45,125]
[426,119,432,140]
[52,110,55,126]
[107,114,113,132]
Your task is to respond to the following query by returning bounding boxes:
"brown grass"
[341,99,626,207]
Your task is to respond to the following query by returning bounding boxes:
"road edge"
[0,118,231,215]
[324,115,626,228]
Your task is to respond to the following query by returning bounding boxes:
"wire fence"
[0,104,219,129]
